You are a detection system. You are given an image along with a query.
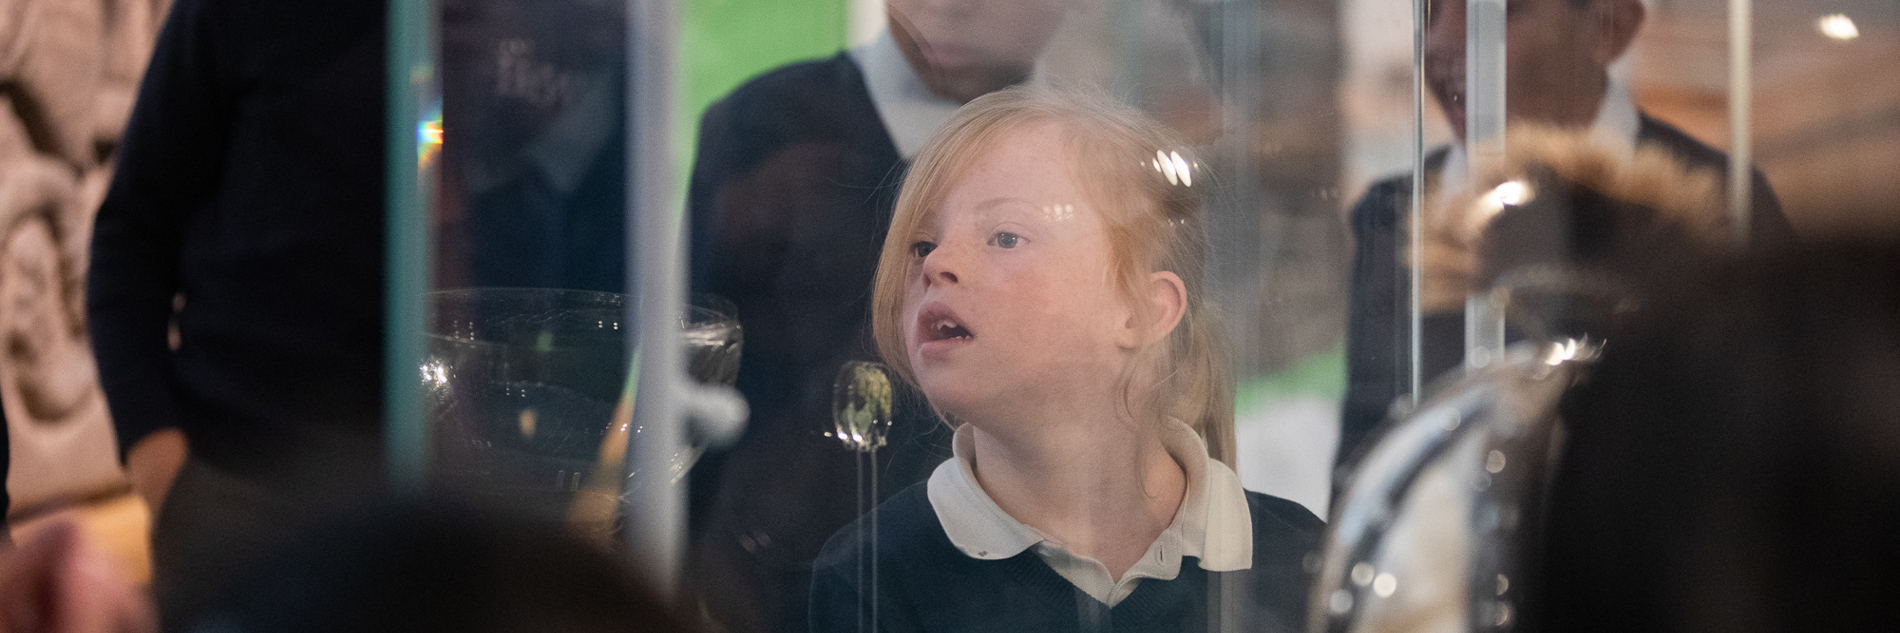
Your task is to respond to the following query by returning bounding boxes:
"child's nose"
[921,247,960,285]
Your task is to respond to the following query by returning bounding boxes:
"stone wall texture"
[2,0,172,519]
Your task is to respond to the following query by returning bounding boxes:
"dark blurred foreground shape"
[1319,237,1900,633]
[183,503,698,633]
[0,522,157,633]
[1537,240,1900,633]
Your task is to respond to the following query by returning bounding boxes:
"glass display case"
[384,0,1900,631]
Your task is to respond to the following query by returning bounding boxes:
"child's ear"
[1120,271,1187,349]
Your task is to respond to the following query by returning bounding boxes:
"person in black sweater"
[1337,0,1794,467]
[86,0,386,627]
[810,87,1322,633]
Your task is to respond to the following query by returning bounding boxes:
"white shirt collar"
[849,30,963,160]
[1438,78,1641,206]
[926,419,1255,606]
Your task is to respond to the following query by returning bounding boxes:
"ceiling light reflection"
[1819,14,1859,40]
[1474,179,1531,227]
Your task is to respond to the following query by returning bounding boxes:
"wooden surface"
[1632,1,1900,237]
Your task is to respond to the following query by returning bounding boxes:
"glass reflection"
[831,361,895,453]
[420,289,742,544]
[1339,0,1795,468]
[1316,338,1585,633]
[422,288,631,533]
[437,0,628,293]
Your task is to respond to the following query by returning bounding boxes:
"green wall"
[678,0,850,167]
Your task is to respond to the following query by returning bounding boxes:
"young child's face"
[900,122,1136,420]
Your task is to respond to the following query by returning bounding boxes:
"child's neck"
[966,416,1187,582]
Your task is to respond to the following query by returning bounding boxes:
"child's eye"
[911,241,937,258]
[988,232,1021,249]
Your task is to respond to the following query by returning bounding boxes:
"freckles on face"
[900,123,1130,415]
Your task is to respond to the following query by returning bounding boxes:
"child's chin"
[916,380,981,417]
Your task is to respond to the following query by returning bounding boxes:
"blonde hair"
[868,87,1235,467]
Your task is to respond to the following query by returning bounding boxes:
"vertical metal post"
[1408,0,1427,406]
[385,0,434,495]
[1465,0,1508,179]
[1464,0,1508,371]
[1465,294,1504,370]
[623,0,687,595]
[1728,0,1753,243]
[1215,0,1265,365]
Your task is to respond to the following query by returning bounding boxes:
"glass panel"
[389,0,1900,630]
[676,1,1373,631]
[1317,0,1900,630]
[1338,0,1434,471]
[387,0,435,493]
[411,0,666,552]
[1366,0,1900,432]
[1356,0,1900,434]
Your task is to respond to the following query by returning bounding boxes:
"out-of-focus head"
[885,0,1072,103]
[1423,0,1645,140]
[187,504,694,633]
[869,87,1235,464]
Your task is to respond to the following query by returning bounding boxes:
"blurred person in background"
[1336,0,1794,470]
[435,0,629,293]
[85,0,386,628]
[684,1,1072,630]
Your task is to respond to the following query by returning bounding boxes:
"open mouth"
[916,304,974,344]
[927,319,973,342]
